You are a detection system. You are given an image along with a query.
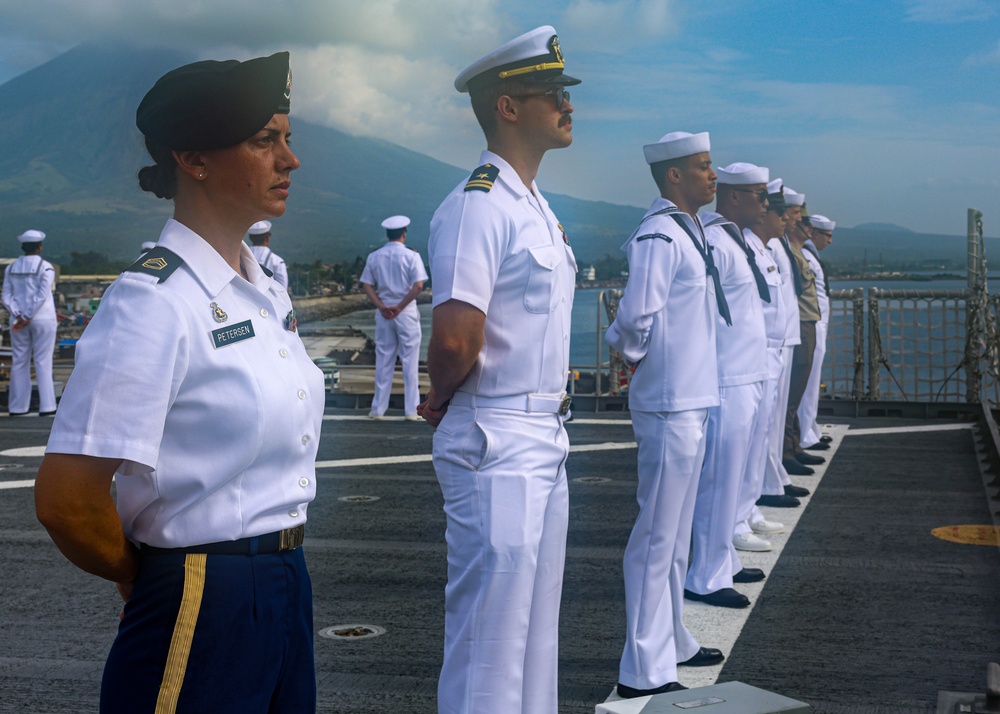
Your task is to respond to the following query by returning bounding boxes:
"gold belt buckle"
[558,395,573,416]
[279,524,305,550]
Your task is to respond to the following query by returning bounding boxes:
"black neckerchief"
[710,219,771,303]
[661,210,732,326]
[779,236,804,297]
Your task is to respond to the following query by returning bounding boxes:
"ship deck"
[1,408,998,713]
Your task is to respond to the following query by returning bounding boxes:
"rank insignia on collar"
[210,302,228,323]
[465,163,499,192]
[143,256,168,271]
[558,223,569,245]
[285,309,297,333]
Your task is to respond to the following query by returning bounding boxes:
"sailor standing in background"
[685,162,770,609]
[607,131,727,698]
[798,214,835,450]
[360,215,427,421]
[2,229,58,417]
[418,25,579,714]
[247,220,289,290]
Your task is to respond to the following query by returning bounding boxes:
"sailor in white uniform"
[607,131,727,698]
[360,215,428,420]
[798,215,835,449]
[685,163,770,609]
[758,186,807,508]
[418,26,579,714]
[734,181,796,553]
[247,220,289,290]
[2,229,58,416]
[34,52,323,712]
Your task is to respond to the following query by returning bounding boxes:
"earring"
[198,172,205,178]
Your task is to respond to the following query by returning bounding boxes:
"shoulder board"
[124,246,184,283]
[465,163,500,193]
[260,264,274,278]
[636,233,673,243]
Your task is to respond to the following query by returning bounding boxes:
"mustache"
[559,115,572,127]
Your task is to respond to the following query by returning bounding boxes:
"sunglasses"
[508,87,571,111]
[732,188,769,204]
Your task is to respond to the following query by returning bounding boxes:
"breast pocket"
[523,244,564,314]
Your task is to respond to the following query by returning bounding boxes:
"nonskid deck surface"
[0,412,996,713]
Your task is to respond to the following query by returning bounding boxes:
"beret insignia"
[465,163,500,192]
[124,246,184,283]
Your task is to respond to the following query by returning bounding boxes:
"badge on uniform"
[210,302,228,323]
[284,309,297,333]
[211,320,255,349]
[558,222,569,245]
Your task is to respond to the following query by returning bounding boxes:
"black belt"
[141,525,305,556]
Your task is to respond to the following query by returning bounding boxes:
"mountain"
[0,43,642,266]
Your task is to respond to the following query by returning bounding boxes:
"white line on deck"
[845,423,974,436]
[0,479,35,491]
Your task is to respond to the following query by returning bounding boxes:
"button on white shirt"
[430,150,577,398]
[46,219,325,548]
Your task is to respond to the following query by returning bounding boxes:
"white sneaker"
[367,412,384,420]
[404,414,422,422]
[750,518,785,535]
[733,532,772,552]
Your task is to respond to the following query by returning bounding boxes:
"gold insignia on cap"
[550,36,564,64]
[285,69,292,100]
[142,256,168,271]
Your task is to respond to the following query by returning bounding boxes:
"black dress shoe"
[784,483,810,497]
[756,494,800,508]
[679,646,725,667]
[820,435,833,443]
[782,459,815,476]
[8,412,30,417]
[39,410,57,417]
[795,452,826,465]
[684,587,749,609]
[733,567,765,583]
[804,441,829,451]
[617,681,687,698]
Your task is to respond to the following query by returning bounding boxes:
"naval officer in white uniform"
[35,52,323,712]
[2,229,58,416]
[606,131,728,698]
[685,162,770,609]
[417,25,579,714]
[360,215,427,420]
[798,215,835,449]
[247,220,289,290]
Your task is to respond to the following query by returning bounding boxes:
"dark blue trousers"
[100,548,315,713]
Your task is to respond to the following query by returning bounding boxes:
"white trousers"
[371,306,421,416]
[433,405,569,714]
[761,346,794,499]
[687,382,763,594]
[9,318,56,414]
[735,347,783,536]
[620,408,708,690]
[798,320,828,448]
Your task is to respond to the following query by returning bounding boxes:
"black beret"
[136,52,291,151]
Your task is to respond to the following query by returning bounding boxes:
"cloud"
[903,0,997,23]
[560,0,680,49]
[964,39,1000,66]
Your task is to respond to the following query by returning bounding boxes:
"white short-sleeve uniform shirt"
[47,219,325,548]
[606,198,719,412]
[701,212,767,387]
[250,245,289,291]
[360,241,428,314]
[430,150,576,397]
[2,255,57,322]
[768,237,802,347]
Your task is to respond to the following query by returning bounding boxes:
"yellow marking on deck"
[930,524,1000,546]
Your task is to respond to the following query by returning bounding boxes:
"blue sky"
[0,0,997,235]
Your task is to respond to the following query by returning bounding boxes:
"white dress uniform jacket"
[2,254,58,414]
[360,241,428,416]
[47,220,325,548]
[606,199,719,412]
[250,245,289,291]
[429,150,575,714]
